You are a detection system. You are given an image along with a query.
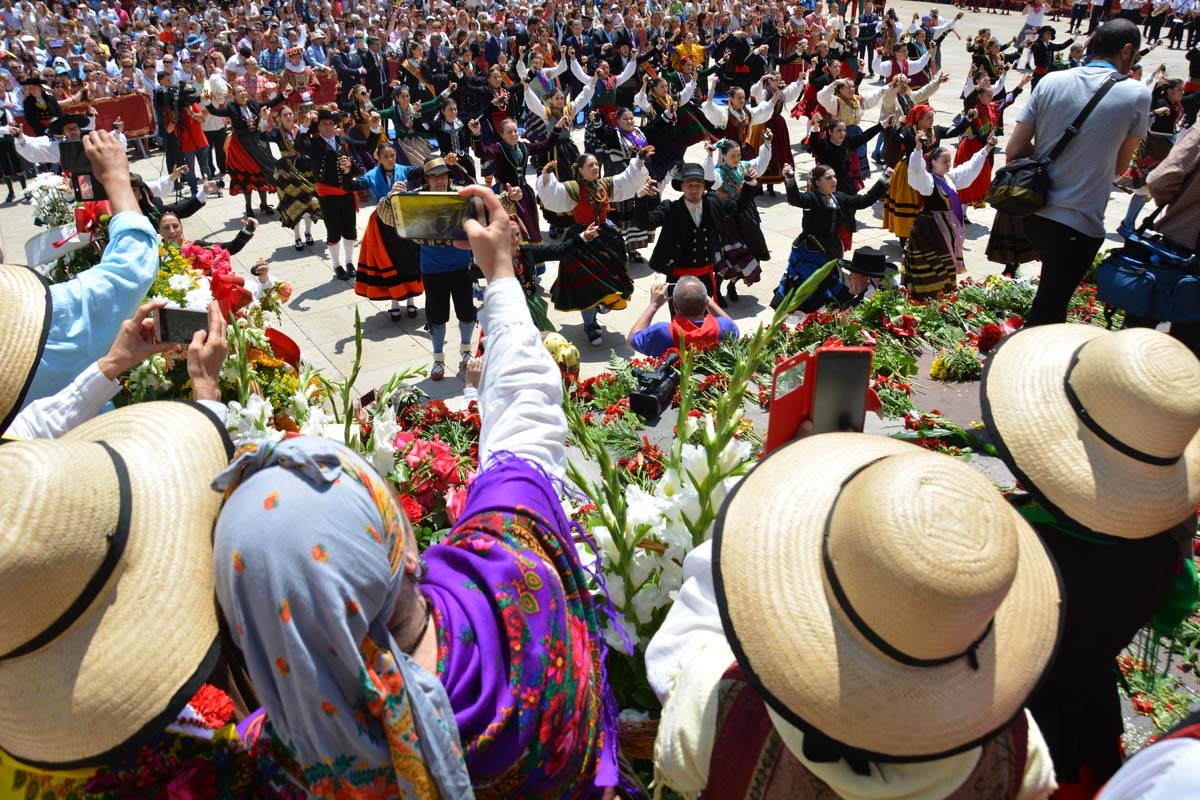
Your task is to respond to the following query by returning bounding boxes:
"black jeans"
[1087,3,1108,33]
[317,193,357,243]
[1023,215,1105,326]
[204,127,227,175]
[422,269,477,326]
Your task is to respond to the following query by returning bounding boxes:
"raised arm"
[748,97,776,125]
[524,82,549,122]
[948,143,991,189]
[614,57,638,86]
[749,141,772,174]
[536,169,578,213]
[906,146,935,196]
[570,78,597,112]
[610,154,650,201]
[679,77,697,105]
[570,57,591,85]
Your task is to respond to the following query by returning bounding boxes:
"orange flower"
[275,657,289,675]
[311,544,328,563]
[279,600,292,623]
[232,551,246,573]
[263,491,280,511]
[321,700,339,716]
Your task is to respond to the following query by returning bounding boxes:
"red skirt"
[226,134,275,196]
[953,136,992,205]
[355,211,424,301]
[792,82,822,120]
[748,114,794,185]
[780,60,805,84]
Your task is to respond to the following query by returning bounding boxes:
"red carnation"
[399,493,424,522]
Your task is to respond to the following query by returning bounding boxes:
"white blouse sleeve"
[516,58,530,82]
[704,153,718,187]
[615,57,638,86]
[948,144,990,189]
[634,87,651,114]
[860,82,887,110]
[546,59,570,80]
[570,57,590,86]
[536,170,577,212]
[679,77,697,106]
[523,83,548,122]
[816,80,838,114]
[749,79,767,102]
[749,98,776,125]
[610,156,649,202]
[702,96,728,128]
[477,277,567,476]
[907,48,932,73]
[750,141,772,174]
[147,172,175,198]
[907,146,935,196]
[3,362,119,440]
[14,134,59,164]
[570,78,596,112]
[781,79,805,105]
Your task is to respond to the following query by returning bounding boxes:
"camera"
[629,352,679,421]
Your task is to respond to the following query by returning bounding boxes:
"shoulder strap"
[1046,73,1126,163]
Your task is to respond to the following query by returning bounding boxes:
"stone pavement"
[3,4,1188,403]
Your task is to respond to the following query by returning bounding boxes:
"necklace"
[402,597,433,655]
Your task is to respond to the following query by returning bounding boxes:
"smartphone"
[59,140,108,201]
[388,192,484,241]
[155,307,209,345]
[763,346,873,454]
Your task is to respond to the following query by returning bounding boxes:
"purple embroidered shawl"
[933,173,964,223]
[422,458,620,798]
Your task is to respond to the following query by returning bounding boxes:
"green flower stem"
[342,308,364,446]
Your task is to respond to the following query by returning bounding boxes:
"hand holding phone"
[388,192,485,240]
[155,306,211,346]
[764,346,873,454]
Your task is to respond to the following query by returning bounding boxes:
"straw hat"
[982,325,1200,539]
[0,264,51,432]
[714,433,1062,761]
[0,402,233,767]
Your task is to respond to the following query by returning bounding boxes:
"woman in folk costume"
[204,85,285,218]
[1115,77,1186,232]
[790,40,837,129]
[213,187,628,796]
[571,52,638,128]
[645,433,1063,800]
[954,75,1030,207]
[746,74,805,192]
[635,73,701,182]
[703,135,773,302]
[817,76,887,183]
[806,118,891,255]
[279,46,316,108]
[701,73,777,160]
[883,103,971,247]
[351,141,424,320]
[587,106,657,261]
[536,149,652,347]
[431,98,478,181]
[462,65,519,147]
[260,104,321,251]
[468,114,555,243]
[384,83,454,168]
[903,130,995,297]
[516,47,571,144]
[523,74,596,236]
[778,22,808,84]
[772,162,891,310]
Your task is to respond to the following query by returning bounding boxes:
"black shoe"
[305,233,314,246]
[388,307,404,322]
[346,265,356,278]
[407,304,418,318]
[294,238,304,251]
[3,192,12,204]
[334,265,349,281]
[717,293,729,309]
[766,185,776,196]
[259,203,275,215]
[727,282,739,302]
[583,323,603,346]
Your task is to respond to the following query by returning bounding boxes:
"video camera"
[629,352,680,421]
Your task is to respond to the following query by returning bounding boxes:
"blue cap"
[186,34,202,48]
[49,39,63,48]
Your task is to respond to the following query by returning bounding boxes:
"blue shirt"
[419,244,473,274]
[630,316,739,357]
[26,212,159,407]
[356,163,419,203]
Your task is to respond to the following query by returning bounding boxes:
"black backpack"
[986,73,1126,218]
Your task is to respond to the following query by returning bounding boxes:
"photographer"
[12,109,126,167]
[627,277,738,357]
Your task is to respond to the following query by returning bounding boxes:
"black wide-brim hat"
[838,248,896,278]
[316,108,339,122]
[671,162,712,191]
[1038,25,1056,36]
[19,76,44,87]
[46,114,91,136]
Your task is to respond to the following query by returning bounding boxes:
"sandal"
[431,360,445,381]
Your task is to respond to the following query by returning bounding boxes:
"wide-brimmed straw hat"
[982,325,1200,539]
[0,402,233,767]
[714,433,1062,761]
[0,264,51,431]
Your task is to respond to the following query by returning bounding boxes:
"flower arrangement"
[28,172,74,228]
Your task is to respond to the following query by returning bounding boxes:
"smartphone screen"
[156,307,209,345]
[810,349,873,435]
[388,193,482,241]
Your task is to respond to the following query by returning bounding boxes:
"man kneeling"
[627,277,739,357]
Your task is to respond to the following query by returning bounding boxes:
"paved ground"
[4,5,1190,403]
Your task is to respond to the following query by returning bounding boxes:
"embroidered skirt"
[883,159,922,240]
[355,209,424,301]
[226,131,276,196]
[903,208,964,298]
[549,223,632,312]
[272,159,321,230]
[747,114,794,185]
[716,213,762,284]
[608,195,653,251]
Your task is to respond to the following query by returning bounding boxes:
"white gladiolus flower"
[167,273,195,292]
[298,405,333,436]
[183,285,214,310]
[590,524,621,565]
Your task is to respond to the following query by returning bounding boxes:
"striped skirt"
[883,160,922,240]
[355,211,424,301]
[903,209,964,298]
[549,224,632,312]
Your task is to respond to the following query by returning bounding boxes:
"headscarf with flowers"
[210,436,474,800]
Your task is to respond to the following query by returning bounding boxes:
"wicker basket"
[620,719,661,763]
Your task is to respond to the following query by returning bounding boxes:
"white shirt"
[684,198,703,227]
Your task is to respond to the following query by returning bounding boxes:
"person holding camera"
[627,277,739,357]
[12,108,126,168]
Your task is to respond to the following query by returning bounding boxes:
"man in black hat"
[637,163,744,301]
[19,76,61,136]
[13,109,125,169]
[1030,26,1074,86]
[297,106,381,280]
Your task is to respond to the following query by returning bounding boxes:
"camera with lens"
[629,352,680,421]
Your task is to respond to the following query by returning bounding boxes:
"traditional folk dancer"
[430,98,477,181]
[818,76,886,183]
[636,74,701,182]
[703,135,773,303]
[1116,77,1186,232]
[790,41,838,134]
[523,74,596,236]
[701,73,776,160]
[872,71,949,165]
[774,161,891,310]
[382,83,453,168]
[747,74,805,191]
[464,65,520,147]
[571,53,638,127]
[871,39,935,85]
[883,103,971,247]
[352,141,424,320]
[808,116,888,195]
[904,130,996,297]
[954,75,1030,207]
[260,105,321,250]
[469,115,555,242]
[536,150,651,347]
[297,108,382,281]
[516,49,571,144]
[204,87,286,218]
[587,107,657,261]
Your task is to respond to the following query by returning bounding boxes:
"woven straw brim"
[0,402,232,767]
[982,325,1200,539]
[714,433,1062,761]
[0,265,51,431]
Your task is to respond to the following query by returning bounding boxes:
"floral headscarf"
[211,437,474,800]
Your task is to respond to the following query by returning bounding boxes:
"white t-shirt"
[1025,2,1046,25]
